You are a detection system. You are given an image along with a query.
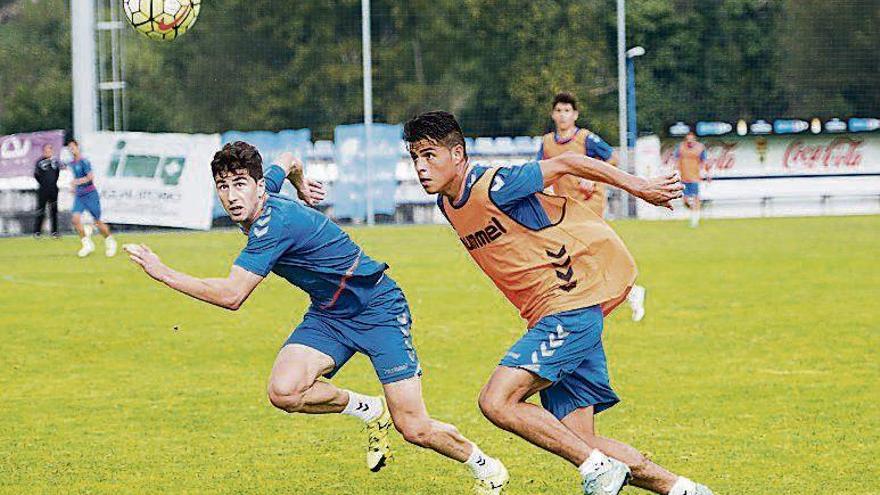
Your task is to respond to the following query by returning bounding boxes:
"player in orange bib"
[538,92,647,321]
[404,111,714,495]
[674,132,708,228]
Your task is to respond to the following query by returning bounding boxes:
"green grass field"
[1,216,878,494]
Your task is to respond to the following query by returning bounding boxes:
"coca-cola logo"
[705,142,737,171]
[783,137,863,169]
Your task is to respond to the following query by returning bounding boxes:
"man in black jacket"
[33,143,61,237]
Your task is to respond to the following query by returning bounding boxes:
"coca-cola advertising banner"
[0,130,65,178]
[660,133,880,177]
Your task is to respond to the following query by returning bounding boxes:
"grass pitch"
[1,216,877,494]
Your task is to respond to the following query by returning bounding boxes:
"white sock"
[668,476,697,495]
[340,391,381,422]
[690,209,700,227]
[578,449,610,478]
[464,444,496,479]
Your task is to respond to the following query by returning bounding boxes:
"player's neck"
[239,194,268,232]
[442,161,473,201]
[556,126,577,140]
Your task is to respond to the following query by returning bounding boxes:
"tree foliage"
[1,0,877,141]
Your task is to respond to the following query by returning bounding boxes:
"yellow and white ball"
[123,0,201,42]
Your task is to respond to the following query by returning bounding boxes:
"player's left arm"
[125,244,263,311]
[267,152,326,205]
[570,134,617,199]
[541,151,682,209]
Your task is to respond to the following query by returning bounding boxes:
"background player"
[124,142,509,494]
[405,111,714,495]
[537,92,646,321]
[67,139,116,257]
[673,132,709,228]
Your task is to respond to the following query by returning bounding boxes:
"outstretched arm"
[540,151,683,209]
[125,244,263,311]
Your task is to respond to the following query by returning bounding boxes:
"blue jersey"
[70,159,97,196]
[234,165,388,318]
[438,161,551,230]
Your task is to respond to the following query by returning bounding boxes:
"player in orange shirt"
[405,111,714,495]
[674,132,708,227]
[538,92,647,321]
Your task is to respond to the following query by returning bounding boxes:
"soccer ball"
[123,0,201,42]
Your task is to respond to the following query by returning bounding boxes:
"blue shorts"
[284,275,421,385]
[683,182,700,197]
[500,305,619,420]
[72,191,102,220]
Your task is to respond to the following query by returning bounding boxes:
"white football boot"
[582,456,631,495]
[78,236,95,257]
[627,285,646,322]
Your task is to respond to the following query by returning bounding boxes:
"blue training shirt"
[234,165,388,318]
[438,162,553,230]
[70,158,97,196]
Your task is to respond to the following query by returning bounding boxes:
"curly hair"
[403,111,468,160]
[211,141,264,180]
[552,92,578,111]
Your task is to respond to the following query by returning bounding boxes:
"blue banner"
[214,129,312,218]
[331,123,401,220]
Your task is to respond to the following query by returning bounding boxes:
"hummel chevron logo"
[253,207,272,238]
[531,351,539,364]
[551,256,571,268]
[559,281,577,292]
[547,333,564,348]
[555,325,570,339]
[491,175,505,192]
[546,245,566,259]
[555,266,574,282]
[476,457,486,467]
[540,342,555,357]
[355,403,370,412]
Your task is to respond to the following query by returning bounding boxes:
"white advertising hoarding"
[635,133,880,219]
[82,132,221,230]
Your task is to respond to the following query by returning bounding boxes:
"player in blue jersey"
[124,141,508,494]
[67,139,117,257]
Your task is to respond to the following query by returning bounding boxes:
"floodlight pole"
[616,0,629,217]
[71,0,98,142]
[362,0,375,225]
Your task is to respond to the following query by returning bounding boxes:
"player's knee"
[394,418,433,448]
[477,386,511,426]
[266,381,308,413]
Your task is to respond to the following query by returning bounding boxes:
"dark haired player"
[538,92,646,322]
[68,139,117,257]
[405,111,714,495]
[124,142,509,494]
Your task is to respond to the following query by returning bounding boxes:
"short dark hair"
[552,92,578,111]
[211,141,264,181]
[403,111,467,159]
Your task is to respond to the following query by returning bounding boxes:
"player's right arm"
[125,244,263,311]
[540,151,683,209]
